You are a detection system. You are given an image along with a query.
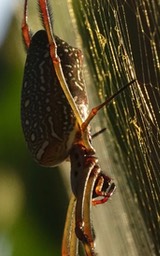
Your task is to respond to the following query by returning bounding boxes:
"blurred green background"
[0,1,70,255]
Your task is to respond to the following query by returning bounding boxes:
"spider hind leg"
[22,0,31,49]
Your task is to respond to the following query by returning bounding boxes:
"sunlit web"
[72,0,160,255]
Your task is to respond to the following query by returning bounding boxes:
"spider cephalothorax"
[21,1,135,255]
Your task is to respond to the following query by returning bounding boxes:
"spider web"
[70,0,160,255]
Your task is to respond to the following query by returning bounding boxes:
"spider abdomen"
[21,30,88,166]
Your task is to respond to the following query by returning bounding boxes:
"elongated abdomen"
[21,30,88,166]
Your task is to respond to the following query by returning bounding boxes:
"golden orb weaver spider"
[21,0,136,255]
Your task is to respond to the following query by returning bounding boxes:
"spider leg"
[92,128,106,139]
[75,160,115,255]
[75,157,99,256]
[62,194,78,256]
[38,0,84,128]
[82,79,136,132]
[92,174,116,206]
[22,0,31,49]
[70,144,115,255]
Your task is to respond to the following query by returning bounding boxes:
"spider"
[21,0,136,255]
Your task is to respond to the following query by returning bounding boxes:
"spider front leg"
[62,194,78,256]
[70,144,98,255]
[92,174,116,206]
[75,163,116,255]
[70,144,116,255]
